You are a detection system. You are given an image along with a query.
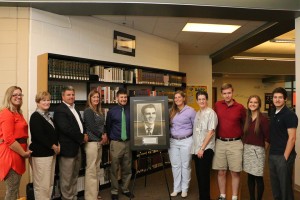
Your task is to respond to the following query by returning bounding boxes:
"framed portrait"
[130,96,170,151]
[113,30,136,57]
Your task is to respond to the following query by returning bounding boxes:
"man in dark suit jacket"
[53,86,88,200]
[137,121,162,136]
[137,104,163,136]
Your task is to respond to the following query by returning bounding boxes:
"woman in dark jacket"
[29,91,59,200]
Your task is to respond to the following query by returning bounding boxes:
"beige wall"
[212,77,284,109]
[179,55,213,107]
[29,8,179,115]
[0,7,30,198]
[213,59,295,75]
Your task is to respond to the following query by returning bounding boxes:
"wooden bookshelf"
[37,53,186,199]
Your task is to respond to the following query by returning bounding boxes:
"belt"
[115,139,129,142]
[217,137,241,142]
[16,138,27,144]
[171,134,192,140]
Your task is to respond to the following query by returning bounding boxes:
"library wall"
[0,7,30,198]
[29,8,179,114]
[213,77,284,109]
[179,55,213,106]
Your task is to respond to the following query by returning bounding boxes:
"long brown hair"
[169,90,186,122]
[86,89,102,115]
[1,86,23,113]
[243,95,262,136]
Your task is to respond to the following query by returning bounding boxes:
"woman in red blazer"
[0,86,32,200]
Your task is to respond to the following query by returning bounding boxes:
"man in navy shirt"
[269,87,298,200]
[106,88,133,200]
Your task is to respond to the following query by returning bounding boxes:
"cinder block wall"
[0,7,30,198]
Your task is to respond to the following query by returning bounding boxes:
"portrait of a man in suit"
[137,104,163,136]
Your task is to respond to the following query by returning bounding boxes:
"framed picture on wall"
[130,96,170,151]
[113,31,136,56]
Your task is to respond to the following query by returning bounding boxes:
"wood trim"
[37,53,49,92]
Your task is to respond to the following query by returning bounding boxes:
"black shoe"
[111,194,119,200]
[122,191,135,198]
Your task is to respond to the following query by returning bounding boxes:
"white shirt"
[63,101,84,134]
[191,107,218,154]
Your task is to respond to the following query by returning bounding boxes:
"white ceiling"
[93,15,295,56]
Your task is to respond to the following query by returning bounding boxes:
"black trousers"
[193,149,214,200]
[269,152,296,200]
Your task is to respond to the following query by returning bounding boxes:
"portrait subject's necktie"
[121,107,127,141]
[146,127,151,135]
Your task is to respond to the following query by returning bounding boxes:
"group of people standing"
[0,83,297,200]
[167,83,297,200]
[0,85,111,200]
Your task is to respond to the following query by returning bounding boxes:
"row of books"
[90,66,184,87]
[90,65,134,83]
[48,58,90,80]
[129,89,175,102]
[134,69,184,87]
[49,84,176,105]
[47,59,185,87]
[49,84,64,104]
[91,86,121,104]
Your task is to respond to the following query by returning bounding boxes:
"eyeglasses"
[12,93,24,97]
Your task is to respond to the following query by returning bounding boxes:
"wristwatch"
[200,148,205,151]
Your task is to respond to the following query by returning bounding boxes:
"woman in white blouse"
[191,90,218,200]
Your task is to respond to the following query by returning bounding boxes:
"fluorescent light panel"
[182,23,240,33]
[232,56,295,62]
[269,38,295,43]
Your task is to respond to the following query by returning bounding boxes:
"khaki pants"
[110,140,132,195]
[84,142,102,200]
[31,155,56,200]
[59,149,81,200]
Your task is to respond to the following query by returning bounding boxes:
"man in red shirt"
[212,83,246,200]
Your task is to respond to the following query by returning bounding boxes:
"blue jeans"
[269,152,296,200]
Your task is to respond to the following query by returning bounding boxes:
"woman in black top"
[29,91,59,200]
[84,89,108,200]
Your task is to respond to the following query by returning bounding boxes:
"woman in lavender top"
[191,91,218,200]
[169,90,196,198]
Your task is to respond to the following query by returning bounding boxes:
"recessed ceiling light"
[182,23,241,33]
[269,38,295,43]
[232,56,295,62]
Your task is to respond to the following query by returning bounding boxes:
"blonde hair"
[35,91,51,103]
[1,86,23,113]
[87,89,102,115]
[169,90,186,122]
[221,83,233,92]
